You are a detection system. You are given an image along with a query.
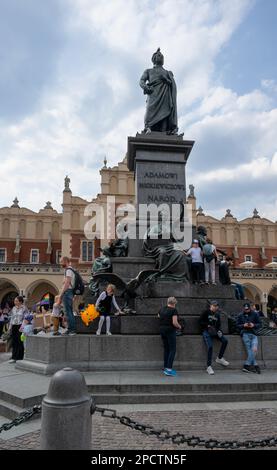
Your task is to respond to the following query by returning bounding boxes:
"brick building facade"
[1,158,277,312]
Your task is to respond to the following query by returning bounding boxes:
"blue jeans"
[160,328,176,369]
[242,333,258,366]
[63,289,76,332]
[203,330,228,367]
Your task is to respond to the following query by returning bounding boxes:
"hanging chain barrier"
[91,399,277,450]
[0,405,41,434]
[1,401,277,450]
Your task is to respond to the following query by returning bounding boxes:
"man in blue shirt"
[237,303,261,373]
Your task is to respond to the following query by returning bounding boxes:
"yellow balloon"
[81,304,99,326]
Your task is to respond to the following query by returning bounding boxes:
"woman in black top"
[159,296,182,376]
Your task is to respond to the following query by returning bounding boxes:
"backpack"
[203,243,213,256]
[67,267,85,295]
[203,243,215,263]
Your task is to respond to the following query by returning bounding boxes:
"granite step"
[75,314,229,335]
[87,381,277,394]
[91,390,277,405]
[135,298,244,316]
[2,388,277,415]
[0,389,45,409]
[0,398,35,420]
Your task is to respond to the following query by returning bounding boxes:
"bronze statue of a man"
[140,48,178,135]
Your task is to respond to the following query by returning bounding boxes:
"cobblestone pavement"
[1,408,277,450]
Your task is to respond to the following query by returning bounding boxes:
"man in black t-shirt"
[159,297,182,377]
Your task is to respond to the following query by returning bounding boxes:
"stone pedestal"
[127,133,194,256]
[18,333,277,375]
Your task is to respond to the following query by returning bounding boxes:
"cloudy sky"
[1,0,277,221]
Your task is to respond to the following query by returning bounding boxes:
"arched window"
[127,177,134,194]
[19,220,26,238]
[206,226,212,239]
[36,220,43,239]
[234,227,241,244]
[52,221,60,239]
[110,176,118,193]
[220,227,227,245]
[71,211,80,230]
[2,219,10,237]
[248,228,254,246]
[261,228,268,246]
[81,240,94,262]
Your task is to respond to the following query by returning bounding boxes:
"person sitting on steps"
[199,300,229,375]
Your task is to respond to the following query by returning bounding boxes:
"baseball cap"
[193,239,199,243]
[210,300,219,306]
[243,303,251,309]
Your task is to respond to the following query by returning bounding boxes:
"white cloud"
[193,153,277,184]
[261,79,277,95]
[2,0,277,222]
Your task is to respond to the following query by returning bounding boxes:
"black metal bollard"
[40,367,92,450]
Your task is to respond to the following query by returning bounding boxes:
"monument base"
[16,334,277,376]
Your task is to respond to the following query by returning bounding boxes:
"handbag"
[2,330,12,341]
[2,329,12,352]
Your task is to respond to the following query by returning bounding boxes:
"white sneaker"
[106,332,112,336]
[96,331,101,335]
[216,357,229,366]
[206,366,214,375]
[8,359,16,364]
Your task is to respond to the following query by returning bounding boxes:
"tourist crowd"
[1,255,277,378]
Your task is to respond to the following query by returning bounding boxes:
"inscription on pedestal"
[139,170,186,204]
[136,161,186,206]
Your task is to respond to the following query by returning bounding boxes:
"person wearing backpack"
[203,239,218,286]
[58,256,84,336]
